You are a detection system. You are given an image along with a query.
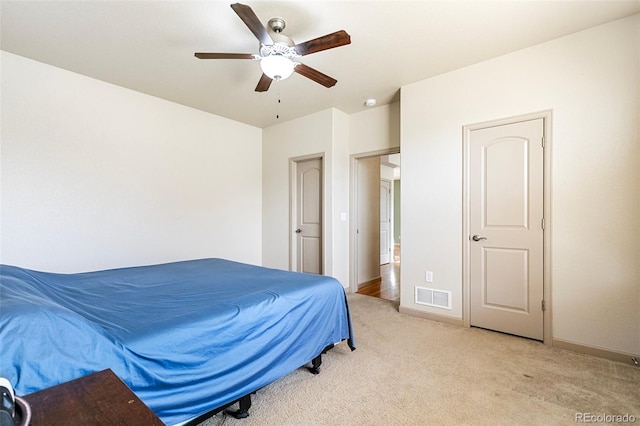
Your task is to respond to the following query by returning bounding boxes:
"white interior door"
[296,158,322,274]
[380,180,391,265]
[469,118,544,340]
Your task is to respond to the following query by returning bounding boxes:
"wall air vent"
[415,286,452,309]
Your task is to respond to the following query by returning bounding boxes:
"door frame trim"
[289,153,325,273]
[349,148,400,294]
[462,110,553,345]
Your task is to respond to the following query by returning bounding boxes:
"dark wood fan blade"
[194,52,255,59]
[255,73,272,92]
[294,63,337,88]
[231,3,273,46]
[294,30,351,56]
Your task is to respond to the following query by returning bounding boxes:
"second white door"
[296,158,322,274]
[468,118,545,340]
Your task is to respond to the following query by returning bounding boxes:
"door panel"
[302,236,321,274]
[302,167,320,224]
[469,118,544,340]
[296,158,322,274]
[485,140,528,227]
[484,248,528,311]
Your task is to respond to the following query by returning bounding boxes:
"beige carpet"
[199,293,639,426]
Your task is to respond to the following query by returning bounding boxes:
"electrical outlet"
[425,271,433,283]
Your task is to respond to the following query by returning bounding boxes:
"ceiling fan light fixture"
[260,54,295,81]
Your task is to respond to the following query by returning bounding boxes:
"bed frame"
[185,343,335,424]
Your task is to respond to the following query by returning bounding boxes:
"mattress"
[0,258,355,424]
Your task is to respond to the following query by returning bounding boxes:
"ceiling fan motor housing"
[260,42,297,59]
[268,17,286,33]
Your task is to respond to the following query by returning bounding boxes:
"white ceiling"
[2,1,639,128]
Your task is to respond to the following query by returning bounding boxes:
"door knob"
[471,235,487,241]
[295,229,302,233]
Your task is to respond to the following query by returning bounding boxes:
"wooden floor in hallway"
[356,244,400,302]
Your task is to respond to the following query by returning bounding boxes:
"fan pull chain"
[276,79,281,119]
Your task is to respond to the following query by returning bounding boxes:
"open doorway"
[351,151,400,302]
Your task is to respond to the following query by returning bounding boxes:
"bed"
[0,258,355,425]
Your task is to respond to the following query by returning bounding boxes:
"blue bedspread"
[0,258,355,425]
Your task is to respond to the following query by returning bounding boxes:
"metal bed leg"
[308,354,322,374]
[307,343,335,374]
[226,394,252,419]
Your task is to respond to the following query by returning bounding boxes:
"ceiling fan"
[195,3,351,92]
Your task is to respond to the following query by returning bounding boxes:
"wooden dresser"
[22,369,164,425]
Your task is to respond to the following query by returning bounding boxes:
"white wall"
[401,15,639,356]
[355,156,381,285]
[0,52,263,272]
[349,103,400,155]
[262,109,350,286]
[331,110,350,287]
[261,103,401,288]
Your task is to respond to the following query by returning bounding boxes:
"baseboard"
[398,306,464,327]
[552,338,640,366]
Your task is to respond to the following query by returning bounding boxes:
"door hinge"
[541,218,545,230]
[541,300,546,311]
[541,136,545,148]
